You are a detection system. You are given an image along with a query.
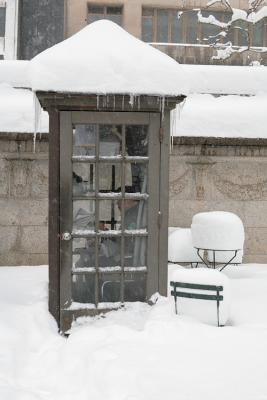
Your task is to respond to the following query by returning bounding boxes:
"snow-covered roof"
[0,84,48,133]
[0,60,266,97]
[29,20,188,97]
[172,94,267,139]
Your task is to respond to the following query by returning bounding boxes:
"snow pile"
[170,267,230,325]
[171,93,267,138]
[168,227,202,263]
[191,211,245,251]
[1,265,267,400]
[0,83,49,133]
[29,20,189,96]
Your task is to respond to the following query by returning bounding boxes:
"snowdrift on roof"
[29,20,189,96]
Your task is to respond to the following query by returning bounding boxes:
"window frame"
[0,0,19,59]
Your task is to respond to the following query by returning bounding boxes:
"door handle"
[61,232,72,241]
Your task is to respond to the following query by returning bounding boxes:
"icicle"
[170,98,186,154]
[161,96,165,123]
[137,95,141,110]
[33,91,42,153]
[129,94,134,108]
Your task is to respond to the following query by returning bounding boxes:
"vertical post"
[216,288,220,327]
[158,110,170,296]
[48,108,60,327]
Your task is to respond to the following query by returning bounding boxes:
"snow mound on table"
[170,267,230,325]
[168,228,202,263]
[29,20,189,96]
[191,211,245,251]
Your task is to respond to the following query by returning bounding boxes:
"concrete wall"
[1,135,267,265]
[0,133,48,265]
[170,137,267,264]
[18,0,64,60]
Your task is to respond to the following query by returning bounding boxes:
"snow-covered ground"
[1,264,267,400]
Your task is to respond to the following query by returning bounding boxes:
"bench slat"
[171,290,223,301]
[170,281,223,291]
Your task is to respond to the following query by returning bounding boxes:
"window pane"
[201,11,222,43]
[186,11,198,44]
[123,199,147,231]
[99,125,122,157]
[73,163,95,196]
[129,163,148,193]
[143,8,154,17]
[124,237,147,267]
[99,200,121,230]
[99,273,121,302]
[253,20,264,46]
[126,125,148,156]
[72,273,95,303]
[172,10,183,43]
[88,5,104,14]
[142,17,153,42]
[238,20,248,46]
[88,15,103,24]
[0,7,6,37]
[73,238,96,269]
[99,163,121,192]
[124,273,146,302]
[73,124,96,156]
[73,200,95,231]
[157,9,169,43]
[99,237,121,267]
[107,15,122,26]
[107,6,122,15]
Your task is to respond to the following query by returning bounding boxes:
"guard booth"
[33,20,187,332]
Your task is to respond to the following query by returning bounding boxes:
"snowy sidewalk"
[0,264,267,400]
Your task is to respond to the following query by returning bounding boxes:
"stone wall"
[1,134,267,265]
[0,133,48,265]
[169,137,267,263]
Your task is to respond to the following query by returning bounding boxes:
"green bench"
[170,281,224,327]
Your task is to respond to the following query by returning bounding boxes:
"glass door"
[60,112,160,313]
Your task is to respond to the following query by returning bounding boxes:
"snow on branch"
[195,0,267,60]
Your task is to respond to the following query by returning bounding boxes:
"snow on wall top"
[0,61,30,88]
[0,84,48,133]
[172,93,267,139]
[185,64,267,95]
[29,20,189,96]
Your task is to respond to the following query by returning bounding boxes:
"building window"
[142,7,266,48]
[87,4,123,26]
[142,8,201,44]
